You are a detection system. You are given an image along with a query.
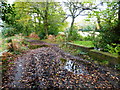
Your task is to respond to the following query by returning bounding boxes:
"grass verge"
[72,41,94,47]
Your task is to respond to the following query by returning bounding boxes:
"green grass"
[72,41,94,47]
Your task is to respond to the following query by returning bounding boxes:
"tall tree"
[89,1,120,49]
[44,2,49,37]
[1,2,16,25]
[32,2,49,37]
[64,1,101,37]
[118,0,120,22]
[2,1,67,38]
[31,2,67,38]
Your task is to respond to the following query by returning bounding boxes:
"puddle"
[61,59,88,75]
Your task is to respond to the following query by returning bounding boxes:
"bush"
[94,21,120,51]
[92,35,104,49]
[66,27,83,41]
[2,27,16,38]
[55,35,66,42]
[38,32,46,39]
[106,44,120,56]
[83,35,94,41]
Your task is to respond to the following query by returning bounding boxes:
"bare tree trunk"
[118,1,120,24]
[69,17,75,37]
[37,13,41,27]
[44,2,48,37]
[34,14,37,32]
[113,1,120,44]
[96,16,101,30]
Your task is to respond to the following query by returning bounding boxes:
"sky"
[7,0,15,4]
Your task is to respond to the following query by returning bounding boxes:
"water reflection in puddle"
[63,60,88,75]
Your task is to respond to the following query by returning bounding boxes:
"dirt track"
[2,40,120,89]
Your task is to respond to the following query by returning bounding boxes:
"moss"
[67,43,93,53]
[67,42,94,48]
[60,58,67,63]
[100,60,109,65]
[89,49,120,66]
[90,50,118,58]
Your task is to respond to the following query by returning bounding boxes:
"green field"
[72,41,94,47]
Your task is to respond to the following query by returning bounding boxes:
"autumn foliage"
[47,35,55,41]
[28,32,40,40]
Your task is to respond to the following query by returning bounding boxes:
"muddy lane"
[10,57,25,87]
[2,43,120,89]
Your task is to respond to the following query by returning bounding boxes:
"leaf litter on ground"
[2,40,120,89]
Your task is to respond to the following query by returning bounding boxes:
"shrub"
[55,35,66,42]
[93,21,120,51]
[66,27,83,41]
[83,35,94,41]
[106,44,120,56]
[92,35,104,49]
[2,27,16,38]
[38,32,46,39]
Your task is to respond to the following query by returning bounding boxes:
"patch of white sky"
[7,0,15,4]
[7,0,108,27]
